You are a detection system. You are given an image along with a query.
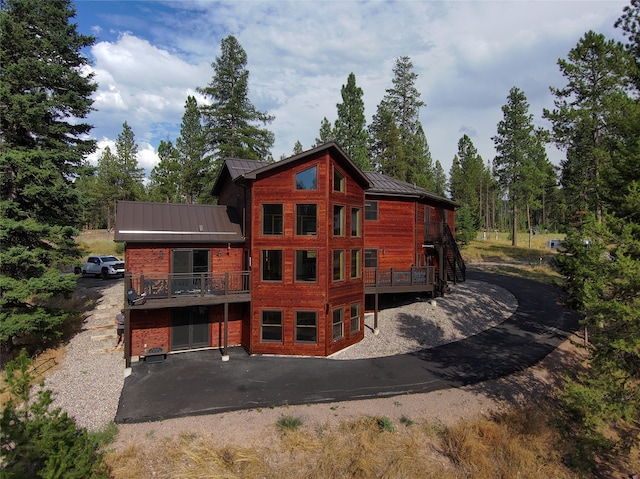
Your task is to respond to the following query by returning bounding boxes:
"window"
[333,167,345,192]
[262,204,283,235]
[364,249,378,268]
[173,249,209,273]
[351,249,361,278]
[261,250,282,281]
[261,310,283,342]
[351,207,361,237]
[332,307,344,341]
[295,311,317,343]
[333,250,344,281]
[295,165,317,190]
[295,250,317,282]
[333,205,345,236]
[365,201,378,220]
[296,204,317,235]
[350,303,361,334]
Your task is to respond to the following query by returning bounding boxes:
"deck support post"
[222,302,230,361]
[373,293,379,335]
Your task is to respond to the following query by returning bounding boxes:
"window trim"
[333,166,345,193]
[332,307,344,341]
[295,165,318,190]
[350,303,361,334]
[295,203,317,236]
[260,310,283,343]
[333,249,345,282]
[262,203,283,236]
[295,250,318,283]
[351,207,361,237]
[295,310,318,344]
[333,204,345,237]
[350,249,361,279]
[365,200,378,221]
[261,249,283,282]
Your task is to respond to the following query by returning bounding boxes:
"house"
[115,143,464,366]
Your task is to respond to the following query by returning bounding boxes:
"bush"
[0,349,108,478]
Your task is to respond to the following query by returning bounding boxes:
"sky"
[72,0,629,178]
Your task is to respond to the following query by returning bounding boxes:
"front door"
[171,307,210,351]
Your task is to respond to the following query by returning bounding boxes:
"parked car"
[81,255,125,279]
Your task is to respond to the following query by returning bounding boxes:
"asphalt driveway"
[115,271,580,423]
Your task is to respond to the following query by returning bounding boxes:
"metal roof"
[364,171,459,208]
[114,201,244,243]
[224,158,269,181]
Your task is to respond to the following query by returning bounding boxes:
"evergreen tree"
[449,135,485,228]
[0,0,97,353]
[0,349,108,478]
[369,56,432,187]
[432,160,448,197]
[315,117,335,146]
[94,146,119,229]
[334,72,370,170]
[198,35,275,170]
[492,87,546,246]
[292,140,304,155]
[543,31,634,223]
[176,96,208,204]
[147,140,180,203]
[114,121,146,201]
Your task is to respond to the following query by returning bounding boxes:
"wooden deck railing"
[364,266,436,290]
[126,271,250,300]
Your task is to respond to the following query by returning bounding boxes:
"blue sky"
[73,0,629,178]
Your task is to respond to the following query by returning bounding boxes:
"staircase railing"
[443,223,466,283]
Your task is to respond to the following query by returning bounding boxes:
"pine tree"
[94,146,119,229]
[543,31,634,223]
[0,350,108,478]
[176,96,208,204]
[147,140,181,203]
[492,87,546,246]
[0,0,97,353]
[432,160,448,197]
[292,140,304,155]
[334,73,370,170]
[449,135,485,228]
[315,117,335,146]
[198,35,274,169]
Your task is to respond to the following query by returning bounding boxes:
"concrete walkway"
[115,271,580,423]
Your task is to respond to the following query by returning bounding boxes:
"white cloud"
[80,0,629,177]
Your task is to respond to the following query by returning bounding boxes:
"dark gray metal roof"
[224,158,269,181]
[114,201,243,243]
[364,171,459,208]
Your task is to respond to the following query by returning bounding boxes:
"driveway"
[115,271,580,423]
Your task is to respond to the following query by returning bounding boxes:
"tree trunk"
[527,203,532,249]
[512,200,517,247]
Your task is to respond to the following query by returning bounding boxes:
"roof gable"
[114,201,243,243]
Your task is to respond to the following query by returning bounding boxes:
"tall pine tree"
[198,35,274,171]
[334,72,370,170]
[0,0,97,353]
[176,96,208,204]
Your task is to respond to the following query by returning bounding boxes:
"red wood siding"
[364,198,418,269]
[130,309,170,356]
[248,151,365,356]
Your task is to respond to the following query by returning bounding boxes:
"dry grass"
[76,229,120,256]
[103,410,574,479]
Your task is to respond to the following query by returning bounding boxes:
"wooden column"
[222,302,230,361]
[373,292,379,335]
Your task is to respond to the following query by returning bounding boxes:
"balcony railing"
[364,266,436,290]
[126,271,250,300]
[424,223,443,241]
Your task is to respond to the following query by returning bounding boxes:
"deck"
[364,266,436,294]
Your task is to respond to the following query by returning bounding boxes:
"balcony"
[424,223,444,243]
[365,266,436,294]
[125,271,251,310]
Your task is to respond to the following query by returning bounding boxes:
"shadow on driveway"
[115,271,580,424]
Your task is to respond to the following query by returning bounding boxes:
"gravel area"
[45,278,517,439]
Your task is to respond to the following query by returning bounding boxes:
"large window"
[365,201,378,221]
[351,207,361,237]
[333,167,345,192]
[295,165,317,190]
[364,249,378,268]
[296,204,317,235]
[295,250,317,282]
[172,249,209,273]
[332,307,344,341]
[261,250,282,281]
[350,303,361,334]
[295,311,317,343]
[261,310,283,342]
[262,204,283,235]
[333,205,345,236]
[333,250,344,281]
[351,249,361,279]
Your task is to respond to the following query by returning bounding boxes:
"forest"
[1,0,639,476]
